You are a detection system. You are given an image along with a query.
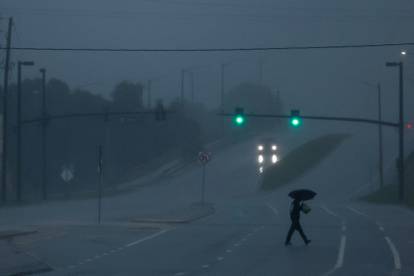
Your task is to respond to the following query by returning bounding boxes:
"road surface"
[1,124,413,275]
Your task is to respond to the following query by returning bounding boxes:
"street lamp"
[386,61,404,201]
[17,61,35,201]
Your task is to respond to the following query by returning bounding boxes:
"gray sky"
[1,0,414,122]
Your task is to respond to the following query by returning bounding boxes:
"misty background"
[0,0,414,200]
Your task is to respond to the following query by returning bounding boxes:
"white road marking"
[234,243,240,247]
[322,235,347,276]
[321,204,340,219]
[226,249,232,253]
[202,264,210,269]
[174,272,186,276]
[217,256,224,261]
[126,229,171,247]
[385,236,402,270]
[346,206,368,218]
[341,224,346,232]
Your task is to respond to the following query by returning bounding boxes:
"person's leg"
[296,222,310,244]
[285,222,295,244]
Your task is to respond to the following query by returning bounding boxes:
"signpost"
[198,151,211,204]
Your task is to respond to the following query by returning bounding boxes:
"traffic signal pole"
[2,18,13,202]
[377,83,384,188]
[398,63,404,201]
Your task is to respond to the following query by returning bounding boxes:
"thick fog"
[1,0,414,120]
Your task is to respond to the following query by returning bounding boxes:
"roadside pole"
[1,17,13,202]
[201,163,206,204]
[97,145,103,224]
[377,83,384,188]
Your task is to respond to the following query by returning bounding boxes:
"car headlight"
[272,145,277,151]
[258,145,264,151]
[272,154,278,163]
[258,155,264,164]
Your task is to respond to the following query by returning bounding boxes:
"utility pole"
[386,61,404,201]
[220,64,225,110]
[398,63,404,201]
[190,71,195,103]
[180,69,186,105]
[147,80,152,109]
[40,68,48,200]
[377,83,384,188]
[1,17,12,202]
[16,61,34,201]
[97,145,103,224]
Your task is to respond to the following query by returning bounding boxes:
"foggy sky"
[1,0,414,122]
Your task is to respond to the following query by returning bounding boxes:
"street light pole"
[39,68,48,200]
[180,69,186,105]
[386,61,404,201]
[377,83,384,188]
[17,61,35,202]
[2,17,13,202]
[147,80,152,109]
[190,71,195,103]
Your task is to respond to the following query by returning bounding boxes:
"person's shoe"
[285,242,292,246]
[305,239,311,245]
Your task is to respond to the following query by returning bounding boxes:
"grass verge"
[362,150,414,207]
[260,133,351,191]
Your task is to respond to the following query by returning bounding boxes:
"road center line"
[384,236,402,270]
[322,235,347,276]
[126,229,171,248]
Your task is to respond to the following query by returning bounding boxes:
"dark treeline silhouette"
[1,78,284,201]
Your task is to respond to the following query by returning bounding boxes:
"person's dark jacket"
[290,200,303,221]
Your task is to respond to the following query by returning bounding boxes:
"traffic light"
[234,107,245,126]
[290,109,302,127]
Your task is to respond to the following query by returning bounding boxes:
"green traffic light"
[291,117,301,127]
[235,115,245,125]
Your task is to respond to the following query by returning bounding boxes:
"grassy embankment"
[362,150,414,207]
[260,133,351,191]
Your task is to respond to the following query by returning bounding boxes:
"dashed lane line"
[385,236,402,270]
[346,206,369,218]
[347,206,402,273]
[61,228,172,271]
[126,229,171,247]
[321,204,341,219]
[322,235,347,276]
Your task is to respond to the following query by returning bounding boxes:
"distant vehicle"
[256,137,279,174]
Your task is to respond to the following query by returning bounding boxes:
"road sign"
[61,165,74,183]
[198,151,211,165]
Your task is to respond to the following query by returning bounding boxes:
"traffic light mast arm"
[219,112,399,128]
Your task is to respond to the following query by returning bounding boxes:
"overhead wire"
[1,42,413,53]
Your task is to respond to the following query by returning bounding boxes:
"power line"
[1,42,414,53]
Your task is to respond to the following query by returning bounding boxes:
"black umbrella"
[288,189,317,201]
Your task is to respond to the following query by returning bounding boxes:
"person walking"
[285,198,311,246]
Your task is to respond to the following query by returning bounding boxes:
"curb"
[0,230,37,240]
[131,203,215,224]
